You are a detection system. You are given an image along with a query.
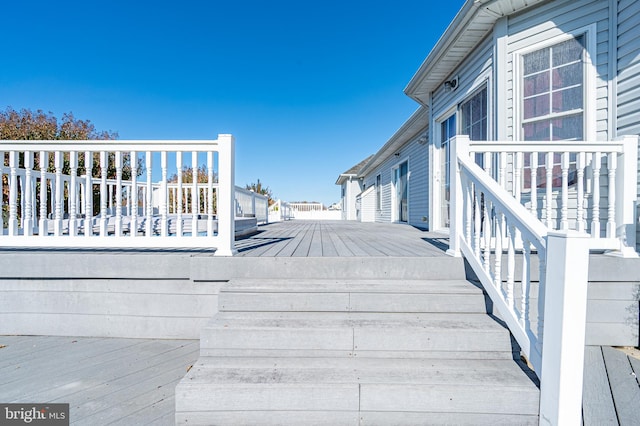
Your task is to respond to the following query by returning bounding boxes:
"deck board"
[601,346,640,425]
[0,336,198,425]
[235,221,447,257]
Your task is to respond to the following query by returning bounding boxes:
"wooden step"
[175,357,539,425]
[199,312,513,356]
[219,279,486,313]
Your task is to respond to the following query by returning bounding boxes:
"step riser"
[191,257,468,280]
[219,292,486,313]
[176,411,537,426]
[200,328,511,353]
[176,384,538,414]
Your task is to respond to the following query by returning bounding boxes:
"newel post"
[613,135,638,257]
[215,134,237,256]
[539,230,590,426]
[447,135,470,257]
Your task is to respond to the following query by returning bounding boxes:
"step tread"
[222,279,483,294]
[207,312,507,331]
[180,356,538,388]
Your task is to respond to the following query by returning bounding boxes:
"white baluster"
[506,223,516,309]
[520,239,531,328]
[115,151,123,236]
[606,152,616,238]
[176,151,183,237]
[130,151,138,237]
[560,152,569,230]
[8,152,18,236]
[84,151,93,237]
[591,152,601,237]
[494,211,503,289]
[483,197,491,273]
[576,152,586,233]
[145,151,153,237]
[464,177,472,244]
[207,151,214,237]
[23,152,34,236]
[100,151,108,236]
[54,151,63,236]
[499,152,507,189]
[536,250,546,356]
[161,151,168,237]
[530,153,538,219]
[192,151,198,237]
[69,151,78,236]
[39,151,48,236]
[514,152,522,203]
[474,187,481,258]
[545,152,553,229]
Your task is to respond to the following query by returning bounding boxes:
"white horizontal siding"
[361,132,429,228]
[506,0,610,141]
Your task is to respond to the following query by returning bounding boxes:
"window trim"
[375,174,381,211]
[513,24,597,142]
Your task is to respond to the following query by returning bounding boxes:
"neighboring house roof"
[358,107,428,177]
[405,0,551,105]
[335,155,374,185]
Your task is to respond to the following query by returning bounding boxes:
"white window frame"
[513,24,597,142]
[391,158,410,223]
[430,75,492,231]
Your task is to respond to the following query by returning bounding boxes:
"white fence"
[0,135,236,255]
[288,202,342,220]
[235,187,269,224]
[268,199,293,222]
[449,135,638,424]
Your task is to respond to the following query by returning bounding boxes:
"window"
[460,87,488,165]
[376,174,381,211]
[520,34,586,188]
[461,87,488,141]
[522,35,585,141]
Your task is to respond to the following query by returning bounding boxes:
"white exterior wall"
[361,134,429,228]
[616,0,640,249]
[341,178,362,220]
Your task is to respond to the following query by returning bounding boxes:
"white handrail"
[0,135,236,255]
[450,134,638,424]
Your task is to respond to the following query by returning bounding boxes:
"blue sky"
[2,0,463,205]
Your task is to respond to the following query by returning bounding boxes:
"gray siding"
[361,133,429,229]
[617,0,640,250]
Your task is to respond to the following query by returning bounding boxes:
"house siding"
[506,0,611,141]
[361,132,429,229]
[616,0,640,250]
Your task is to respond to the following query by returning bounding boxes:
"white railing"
[465,136,638,254]
[235,187,269,224]
[449,135,638,425]
[268,199,292,222]
[0,135,236,255]
[289,202,325,212]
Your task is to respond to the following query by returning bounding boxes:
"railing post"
[214,134,237,256]
[447,135,470,257]
[539,230,590,426]
[612,135,638,257]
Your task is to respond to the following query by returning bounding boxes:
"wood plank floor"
[0,336,198,425]
[583,346,640,425]
[234,220,449,257]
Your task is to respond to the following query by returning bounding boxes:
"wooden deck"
[234,220,449,257]
[0,336,198,425]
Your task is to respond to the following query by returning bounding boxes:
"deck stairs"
[175,257,540,425]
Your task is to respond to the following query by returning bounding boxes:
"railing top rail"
[0,139,225,152]
[468,140,625,153]
[458,153,548,247]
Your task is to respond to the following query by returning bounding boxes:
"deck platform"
[0,336,198,425]
[235,220,448,257]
